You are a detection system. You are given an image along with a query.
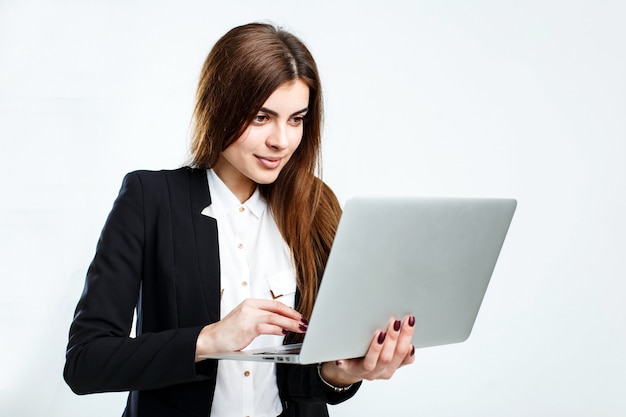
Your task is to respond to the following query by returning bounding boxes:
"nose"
[266,123,289,151]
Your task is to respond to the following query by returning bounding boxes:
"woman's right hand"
[194,298,308,361]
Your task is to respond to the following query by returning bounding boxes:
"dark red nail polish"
[394,320,401,331]
[282,328,288,335]
[377,331,386,344]
[301,316,309,325]
[335,360,343,366]
[411,345,415,356]
[299,324,308,332]
[409,315,415,327]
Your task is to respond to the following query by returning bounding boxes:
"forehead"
[262,79,310,111]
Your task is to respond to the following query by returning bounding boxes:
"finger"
[228,299,306,339]
[402,345,417,365]
[256,309,308,335]
[361,329,386,372]
[374,315,418,379]
[254,322,295,337]
[253,299,306,322]
[394,315,416,357]
[237,299,307,334]
[382,315,416,371]
[378,317,402,366]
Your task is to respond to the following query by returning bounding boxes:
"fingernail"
[299,324,308,332]
[409,315,415,327]
[377,331,386,344]
[411,345,415,356]
[394,320,401,331]
[335,360,343,367]
[301,316,309,325]
[282,328,288,335]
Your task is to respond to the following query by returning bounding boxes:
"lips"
[256,155,282,169]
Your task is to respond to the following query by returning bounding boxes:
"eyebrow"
[260,107,309,117]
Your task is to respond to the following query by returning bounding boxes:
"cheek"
[289,129,304,151]
[285,137,304,165]
[223,131,256,160]
[232,129,252,149]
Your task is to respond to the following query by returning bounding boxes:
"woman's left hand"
[320,314,416,386]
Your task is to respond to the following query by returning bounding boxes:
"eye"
[289,116,305,126]
[252,114,269,125]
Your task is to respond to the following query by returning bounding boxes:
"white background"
[1,1,625,416]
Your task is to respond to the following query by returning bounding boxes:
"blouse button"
[239,207,245,212]
[244,370,251,377]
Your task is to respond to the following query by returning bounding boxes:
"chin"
[253,173,281,185]
[256,178,280,186]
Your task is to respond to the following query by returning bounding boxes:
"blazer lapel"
[188,168,221,323]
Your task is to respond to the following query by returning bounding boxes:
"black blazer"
[64,167,359,417]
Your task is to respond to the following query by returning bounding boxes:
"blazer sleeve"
[64,172,212,395]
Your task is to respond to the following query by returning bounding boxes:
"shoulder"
[121,167,206,192]
[118,167,208,205]
[125,166,205,184]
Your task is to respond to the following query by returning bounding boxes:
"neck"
[212,160,256,203]
[234,184,256,204]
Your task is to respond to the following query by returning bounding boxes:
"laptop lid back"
[298,197,516,364]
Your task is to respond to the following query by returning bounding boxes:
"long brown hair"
[190,23,341,338]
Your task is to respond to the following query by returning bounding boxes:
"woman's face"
[214,79,310,202]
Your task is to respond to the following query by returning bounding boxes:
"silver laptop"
[200,197,516,365]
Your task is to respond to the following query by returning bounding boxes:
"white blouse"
[202,169,297,417]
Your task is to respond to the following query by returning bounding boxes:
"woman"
[64,23,416,417]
